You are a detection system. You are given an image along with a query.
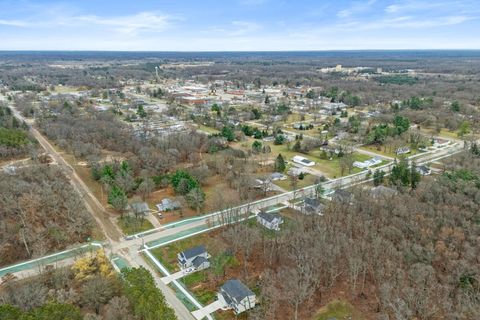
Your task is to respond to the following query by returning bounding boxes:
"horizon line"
[0,49,480,53]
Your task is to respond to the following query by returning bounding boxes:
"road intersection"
[2,105,467,319]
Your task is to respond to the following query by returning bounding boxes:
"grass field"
[273,173,318,191]
[198,125,220,134]
[420,127,462,140]
[235,136,381,178]
[314,300,364,320]
[265,142,376,178]
[359,144,422,159]
[50,85,81,93]
[117,216,153,235]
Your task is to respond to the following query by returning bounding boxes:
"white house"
[353,156,382,169]
[218,279,256,314]
[177,245,210,271]
[257,212,284,231]
[396,146,411,155]
[292,155,315,167]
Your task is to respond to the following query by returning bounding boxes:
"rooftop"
[221,279,254,302]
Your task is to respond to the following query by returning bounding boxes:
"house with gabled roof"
[416,165,431,176]
[332,189,354,203]
[303,197,325,215]
[156,198,181,212]
[370,185,397,199]
[257,212,283,231]
[177,245,210,271]
[218,279,256,314]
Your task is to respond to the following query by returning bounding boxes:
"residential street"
[3,104,467,320]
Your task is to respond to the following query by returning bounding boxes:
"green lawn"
[359,144,422,159]
[266,142,375,178]
[181,271,217,305]
[151,231,239,307]
[420,127,476,140]
[273,173,318,191]
[117,216,153,235]
[198,125,220,134]
[314,300,364,320]
[150,232,218,273]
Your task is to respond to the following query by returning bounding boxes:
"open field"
[267,142,378,178]
[197,124,220,134]
[117,216,154,235]
[359,144,423,159]
[314,300,365,320]
[273,172,318,190]
[236,136,384,178]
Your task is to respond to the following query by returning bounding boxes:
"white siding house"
[177,245,210,271]
[218,279,256,314]
[257,212,284,231]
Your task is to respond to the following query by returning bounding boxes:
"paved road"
[4,104,466,320]
[10,106,196,319]
[10,106,122,242]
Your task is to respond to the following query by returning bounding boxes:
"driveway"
[192,300,226,320]
[161,267,195,284]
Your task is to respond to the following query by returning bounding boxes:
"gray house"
[332,189,354,203]
[218,279,256,314]
[257,212,284,231]
[303,197,325,215]
[177,245,210,271]
[416,165,431,176]
[156,198,181,212]
[370,185,397,199]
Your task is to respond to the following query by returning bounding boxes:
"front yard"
[150,209,296,319]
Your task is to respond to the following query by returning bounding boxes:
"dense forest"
[0,165,93,266]
[0,105,35,159]
[0,251,176,320]
[216,151,480,320]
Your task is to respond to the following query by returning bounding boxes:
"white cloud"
[350,14,475,30]
[337,0,377,18]
[0,19,31,27]
[0,10,174,35]
[73,12,172,35]
[229,21,261,36]
[238,0,267,5]
[385,1,449,14]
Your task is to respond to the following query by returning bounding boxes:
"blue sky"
[0,0,479,50]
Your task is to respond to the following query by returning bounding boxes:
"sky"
[0,0,479,51]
